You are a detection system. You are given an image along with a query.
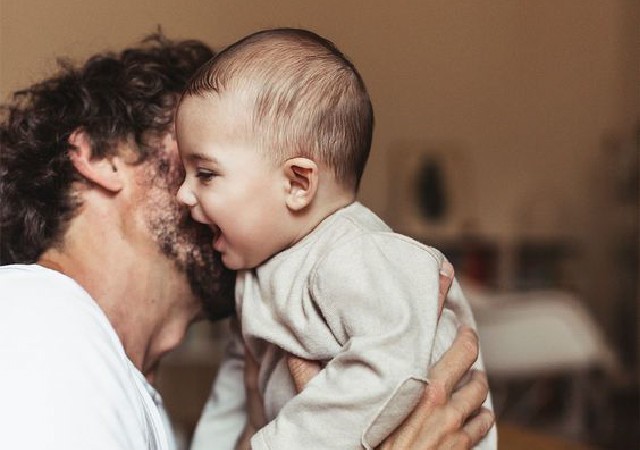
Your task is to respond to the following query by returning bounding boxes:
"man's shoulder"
[0,264,90,299]
[0,265,154,449]
[1,265,110,330]
[0,264,127,370]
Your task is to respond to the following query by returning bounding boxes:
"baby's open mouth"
[211,225,222,250]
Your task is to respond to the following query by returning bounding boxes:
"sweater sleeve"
[252,233,444,449]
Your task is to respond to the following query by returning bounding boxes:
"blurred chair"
[470,290,619,440]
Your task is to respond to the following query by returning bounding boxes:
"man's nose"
[176,181,197,207]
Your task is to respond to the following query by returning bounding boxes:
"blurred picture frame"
[386,142,476,240]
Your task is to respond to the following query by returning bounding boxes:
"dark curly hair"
[0,33,215,264]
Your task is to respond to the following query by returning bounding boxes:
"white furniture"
[470,290,619,438]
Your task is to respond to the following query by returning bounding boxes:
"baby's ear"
[68,129,123,193]
[283,157,318,211]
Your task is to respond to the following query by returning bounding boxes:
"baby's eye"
[195,168,217,183]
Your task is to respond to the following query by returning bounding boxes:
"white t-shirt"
[0,265,174,450]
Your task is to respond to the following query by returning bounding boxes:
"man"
[0,34,493,449]
[1,33,235,450]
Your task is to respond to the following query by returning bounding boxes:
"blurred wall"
[1,0,639,336]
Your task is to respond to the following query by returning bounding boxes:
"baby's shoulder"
[321,228,445,268]
[323,204,444,262]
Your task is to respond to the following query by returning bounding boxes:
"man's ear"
[68,130,123,193]
[283,157,318,211]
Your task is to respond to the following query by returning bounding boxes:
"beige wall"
[2,0,639,333]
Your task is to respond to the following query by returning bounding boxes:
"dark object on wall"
[387,143,473,238]
[417,158,447,221]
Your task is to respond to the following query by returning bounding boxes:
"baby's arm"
[251,234,445,449]
[190,320,247,450]
[287,327,495,449]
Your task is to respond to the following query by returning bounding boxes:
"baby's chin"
[219,251,243,271]
[218,247,271,272]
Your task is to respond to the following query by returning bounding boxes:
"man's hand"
[378,327,494,449]
[287,327,494,449]
[287,260,495,449]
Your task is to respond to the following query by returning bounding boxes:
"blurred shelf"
[403,232,578,291]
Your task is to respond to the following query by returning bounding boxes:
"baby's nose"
[176,182,197,207]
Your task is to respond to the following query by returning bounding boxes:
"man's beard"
[141,153,236,321]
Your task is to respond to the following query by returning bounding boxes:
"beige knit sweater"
[202,202,496,450]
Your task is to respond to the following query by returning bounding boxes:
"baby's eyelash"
[195,168,217,182]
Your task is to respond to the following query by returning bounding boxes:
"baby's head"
[177,28,373,269]
[185,27,374,190]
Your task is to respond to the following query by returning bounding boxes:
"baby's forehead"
[177,93,247,125]
[176,93,260,145]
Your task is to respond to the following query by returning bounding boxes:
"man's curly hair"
[0,33,215,264]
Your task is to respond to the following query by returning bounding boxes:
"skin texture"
[236,261,494,449]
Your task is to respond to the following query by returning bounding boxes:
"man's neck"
[37,214,196,379]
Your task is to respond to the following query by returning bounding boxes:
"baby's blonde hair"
[184,28,374,191]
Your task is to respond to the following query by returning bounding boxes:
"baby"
[177,28,495,449]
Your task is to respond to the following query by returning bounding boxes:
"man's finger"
[287,355,321,393]
[461,408,495,445]
[437,408,495,450]
[428,326,480,397]
[448,370,489,422]
[438,260,454,316]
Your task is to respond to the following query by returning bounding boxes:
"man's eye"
[195,169,217,183]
